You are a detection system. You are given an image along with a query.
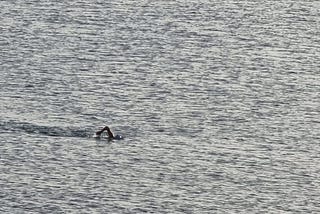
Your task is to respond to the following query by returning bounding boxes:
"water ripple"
[1,0,319,213]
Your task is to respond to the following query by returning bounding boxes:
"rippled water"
[1,1,319,213]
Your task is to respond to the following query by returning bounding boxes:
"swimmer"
[95,126,123,140]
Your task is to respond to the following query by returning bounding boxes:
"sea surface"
[1,1,319,213]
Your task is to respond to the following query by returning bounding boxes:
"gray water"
[1,1,319,213]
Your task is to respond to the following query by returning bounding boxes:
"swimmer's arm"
[96,127,106,136]
[105,127,114,138]
[96,126,114,138]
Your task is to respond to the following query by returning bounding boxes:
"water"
[1,1,319,213]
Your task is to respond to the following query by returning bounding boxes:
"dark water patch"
[0,120,91,138]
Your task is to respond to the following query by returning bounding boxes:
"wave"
[0,120,91,138]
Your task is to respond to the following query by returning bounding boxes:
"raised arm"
[104,126,114,138]
[95,127,105,136]
[96,126,114,138]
